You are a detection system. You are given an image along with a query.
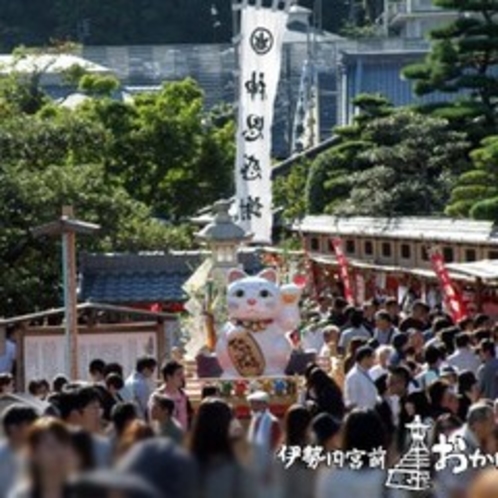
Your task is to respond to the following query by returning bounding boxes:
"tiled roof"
[79,250,263,304]
[296,216,498,245]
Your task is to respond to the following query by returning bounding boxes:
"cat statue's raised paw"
[216,268,302,378]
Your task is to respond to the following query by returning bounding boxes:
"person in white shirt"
[370,345,394,382]
[301,320,327,354]
[345,346,378,410]
[447,333,480,374]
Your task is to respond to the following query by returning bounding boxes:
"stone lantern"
[196,199,252,272]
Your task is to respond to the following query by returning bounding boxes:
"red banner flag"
[429,247,467,322]
[331,237,355,304]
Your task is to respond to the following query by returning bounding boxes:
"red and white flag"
[331,237,354,304]
[429,246,467,322]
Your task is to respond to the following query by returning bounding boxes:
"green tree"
[306,94,394,213]
[79,78,235,220]
[403,0,498,142]
[273,159,310,222]
[446,135,498,220]
[307,107,469,216]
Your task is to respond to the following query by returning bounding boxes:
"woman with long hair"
[9,418,73,498]
[306,367,345,420]
[279,405,314,498]
[316,409,408,498]
[189,398,255,498]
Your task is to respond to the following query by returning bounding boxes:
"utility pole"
[31,207,100,380]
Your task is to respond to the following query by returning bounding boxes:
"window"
[310,237,319,252]
[465,249,476,262]
[421,246,429,261]
[364,240,373,256]
[488,250,498,260]
[382,242,392,258]
[401,244,411,260]
[443,247,454,262]
[346,239,356,255]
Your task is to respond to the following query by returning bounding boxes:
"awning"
[309,253,476,283]
[446,259,498,282]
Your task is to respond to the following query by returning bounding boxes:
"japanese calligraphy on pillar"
[233,0,293,243]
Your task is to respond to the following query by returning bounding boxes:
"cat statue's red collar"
[232,318,274,333]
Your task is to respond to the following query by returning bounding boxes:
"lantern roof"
[196,200,252,244]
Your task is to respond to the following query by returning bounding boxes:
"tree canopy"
[403,0,498,142]
[0,74,233,316]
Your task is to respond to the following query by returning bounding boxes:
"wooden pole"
[31,207,99,381]
[62,206,79,380]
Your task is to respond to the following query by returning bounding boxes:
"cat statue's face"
[227,269,280,321]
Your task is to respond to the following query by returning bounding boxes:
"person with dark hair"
[311,413,342,451]
[89,359,106,384]
[399,300,430,333]
[279,405,314,498]
[149,393,184,444]
[58,385,111,468]
[448,333,480,374]
[100,373,125,422]
[385,297,401,327]
[344,346,377,410]
[337,308,371,354]
[316,409,403,498]
[0,372,15,394]
[344,337,368,374]
[9,418,73,498]
[474,314,492,330]
[477,339,498,400]
[327,297,349,329]
[417,344,443,390]
[428,380,457,419]
[306,367,345,420]
[125,356,157,420]
[152,360,191,431]
[404,390,432,423]
[103,362,124,378]
[190,398,255,498]
[111,402,138,439]
[27,379,46,400]
[457,371,480,422]
[52,375,69,394]
[430,412,463,449]
[0,405,39,497]
[389,333,410,367]
[373,311,397,346]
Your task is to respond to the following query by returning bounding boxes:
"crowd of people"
[1,296,498,498]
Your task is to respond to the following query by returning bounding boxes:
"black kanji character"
[242,114,264,142]
[240,196,263,221]
[244,71,266,100]
[240,154,262,181]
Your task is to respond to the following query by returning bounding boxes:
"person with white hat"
[247,391,282,498]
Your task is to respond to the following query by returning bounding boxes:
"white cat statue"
[216,268,302,378]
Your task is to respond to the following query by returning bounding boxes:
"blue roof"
[82,271,189,303]
[79,251,263,304]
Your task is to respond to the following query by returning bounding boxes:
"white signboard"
[24,332,157,388]
[234,0,292,243]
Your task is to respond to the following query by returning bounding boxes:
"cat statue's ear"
[258,269,278,284]
[228,269,247,284]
